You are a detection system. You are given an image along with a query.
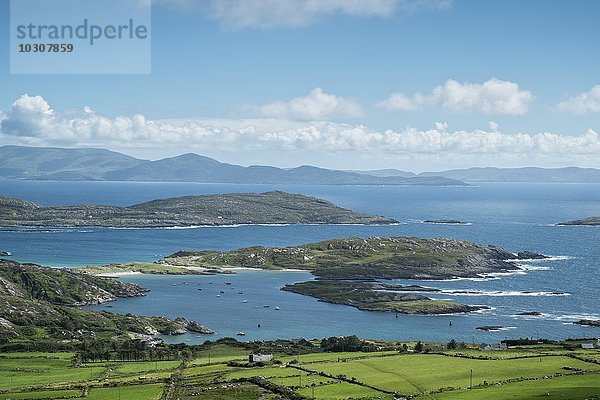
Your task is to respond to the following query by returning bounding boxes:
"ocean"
[1,180,599,343]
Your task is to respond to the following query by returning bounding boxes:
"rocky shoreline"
[0,260,214,342]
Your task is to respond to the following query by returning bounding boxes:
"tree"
[414,341,423,352]
[447,339,458,349]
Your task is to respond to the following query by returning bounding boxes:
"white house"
[479,343,507,351]
[249,354,273,362]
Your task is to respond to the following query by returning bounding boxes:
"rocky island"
[574,319,600,327]
[0,260,213,343]
[144,236,539,315]
[423,219,469,225]
[0,192,396,228]
[557,217,600,226]
[282,281,485,314]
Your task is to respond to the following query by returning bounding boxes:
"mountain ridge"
[3,145,598,183]
[0,145,463,186]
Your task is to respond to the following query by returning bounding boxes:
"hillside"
[0,145,145,180]
[0,191,396,227]
[0,259,213,342]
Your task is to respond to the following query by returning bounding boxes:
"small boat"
[274,307,280,310]
[216,295,221,297]
[197,288,202,291]
[263,305,270,308]
[0,251,12,257]
[225,282,232,285]
[219,290,225,294]
[238,291,243,295]
[236,331,246,336]
[242,300,248,303]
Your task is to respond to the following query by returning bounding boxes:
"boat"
[219,290,225,294]
[274,306,280,310]
[236,331,246,336]
[0,251,12,256]
[263,305,270,308]
[216,294,221,297]
[225,282,232,285]
[242,300,248,303]
[197,288,202,291]
[238,291,243,294]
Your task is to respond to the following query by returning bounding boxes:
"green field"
[305,354,600,395]
[430,373,600,399]
[0,345,598,399]
[85,384,164,400]
[189,344,249,365]
[0,356,105,390]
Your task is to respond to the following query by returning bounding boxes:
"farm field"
[0,344,598,399]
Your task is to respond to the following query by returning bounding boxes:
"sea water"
[1,180,599,343]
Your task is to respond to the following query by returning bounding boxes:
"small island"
[282,281,485,314]
[476,326,507,331]
[0,192,397,228]
[557,217,600,226]
[574,319,600,327]
[423,219,469,225]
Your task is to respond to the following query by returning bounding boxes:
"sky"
[1,0,599,171]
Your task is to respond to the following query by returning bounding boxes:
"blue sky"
[1,0,599,171]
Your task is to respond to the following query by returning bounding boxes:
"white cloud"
[257,88,363,121]
[154,0,451,30]
[0,94,55,136]
[556,85,600,115]
[1,94,599,169]
[378,78,534,115]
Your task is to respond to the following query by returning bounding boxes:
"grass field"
[305,353,600,395]
[85,384,164,400]
[188,344,248,365]
[0,389,82,399]
[0,345,598,399]
[0,356,105,390]
[429,373,600,399]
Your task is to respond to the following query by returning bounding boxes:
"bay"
[1,180,599,343]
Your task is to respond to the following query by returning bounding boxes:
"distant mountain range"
[1,145,598,184]
[355,166,600,183]
[0,146,462,186]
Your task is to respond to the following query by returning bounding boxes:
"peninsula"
[0,191,397,228]
[85,236,539,315]
[0,259,214,343]
[161,237,523,280]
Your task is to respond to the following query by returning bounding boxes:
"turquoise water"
[1,180,599,343]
